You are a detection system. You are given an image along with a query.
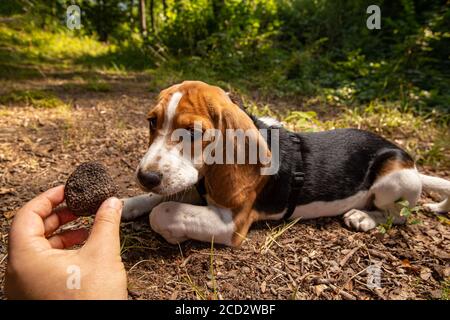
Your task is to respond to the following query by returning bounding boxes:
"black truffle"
[64,162,118,216]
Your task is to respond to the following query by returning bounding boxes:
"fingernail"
[105,197,122,210]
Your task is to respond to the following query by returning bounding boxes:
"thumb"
[83,197,123,255]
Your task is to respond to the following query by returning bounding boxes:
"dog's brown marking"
[376,158,415,179]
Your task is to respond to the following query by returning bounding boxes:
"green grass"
[0,17,109,60]
[0,15,114,80]
[271,101,449,167]
[0,89,66,109]
[241,97,450,167]
[61,79,112,93]
[84,79,112,92]
[324,104,450,167]
[441,280,450,300]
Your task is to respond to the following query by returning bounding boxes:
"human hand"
[5,185,127,300]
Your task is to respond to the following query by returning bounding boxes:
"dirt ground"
[0,73,449,300]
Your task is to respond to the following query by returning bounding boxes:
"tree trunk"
[98,0,108,42]
[130,0,134,21]
[150,0,155,32]
[211,0,224,20]
[211,0,225,32]
[139,0,147,36]
[162,0,167,19]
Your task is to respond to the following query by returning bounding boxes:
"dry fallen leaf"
[420,267,432,281]
[401,259,411,268]
[344,279,353,291]
[444,267,450,278]
[0,188,15,195]
[260,281,267,293]
[314,284,328,296]
[3,210,16,219]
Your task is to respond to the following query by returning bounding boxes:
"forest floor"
[0,68,449,300]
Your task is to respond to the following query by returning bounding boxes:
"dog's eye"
[148,117,157,131]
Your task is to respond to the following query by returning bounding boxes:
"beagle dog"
[122,81,450,247]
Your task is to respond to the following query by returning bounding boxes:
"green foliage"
[0,1,24,16]
[377,215,394,234]
[1,0,449,113]
[397,200,421,225]
[284,111,321,131]
[79,0,130,42]
[376,198,423,233]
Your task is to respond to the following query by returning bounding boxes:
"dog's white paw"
[149,202,188,244]
[122,193,163,221]
[343,209,380,232]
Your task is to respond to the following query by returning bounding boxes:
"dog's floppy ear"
[204,100,271,209]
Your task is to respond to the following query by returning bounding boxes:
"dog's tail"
[419,173,450,213]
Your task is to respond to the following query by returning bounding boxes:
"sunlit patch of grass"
[324,103,450,167]
[0,16,115,79]
[323,102,429,134]
[0,20,110,62]
[242,99,275,118]
[277,100,449,167]
[284,111,322,132]
[0,89,67,109]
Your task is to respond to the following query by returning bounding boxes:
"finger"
[83,197,123,255]
[9,185,66,251]
[20,185,65,219]
[48,228,89,249]
[43,206,79,237]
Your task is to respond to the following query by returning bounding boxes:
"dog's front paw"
[122,193,163,221]
[343,209,379,231]
[149,202,188,244]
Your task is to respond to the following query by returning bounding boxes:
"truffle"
[64,162,118,216]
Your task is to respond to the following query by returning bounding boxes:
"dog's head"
[137,81,271,203]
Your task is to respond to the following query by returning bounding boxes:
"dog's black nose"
[137,170,162,189]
